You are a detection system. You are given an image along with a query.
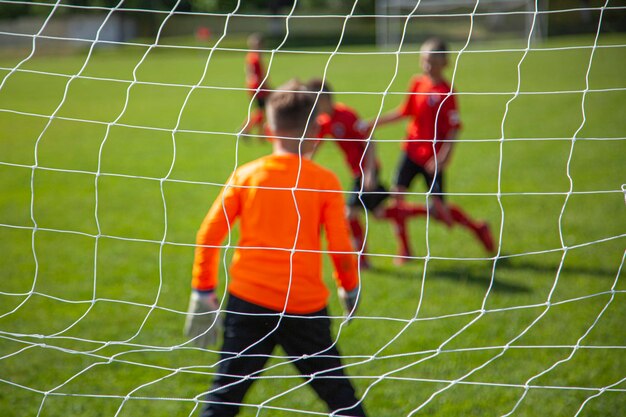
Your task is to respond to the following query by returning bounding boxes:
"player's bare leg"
[385,187,413,265]
[240,109,265,141]
[347,207,370,270]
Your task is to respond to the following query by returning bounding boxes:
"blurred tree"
[354,0,375,15]
[0,3,31,19]
[0,0,371,18]
[189,0,294,13]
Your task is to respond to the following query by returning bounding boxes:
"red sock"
[449,205,494,252]
[382,205,399,221]
[449,205,480,232]
[349,218,372,268]
[250,109,264,129]
[383,203,427,222]
[349,218,365,251]
[251,109,264,125]
[397,220,411,257]
[381,203,413,258]
[392,218,412,261]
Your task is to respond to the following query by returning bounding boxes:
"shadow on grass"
[369,256,616,294]
[495,258,618,279]
[370,263,531,294]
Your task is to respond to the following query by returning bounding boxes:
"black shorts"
[348,176,389,212]
[255,95,266,109]
[201,294,366,417]
[394,153,445,200]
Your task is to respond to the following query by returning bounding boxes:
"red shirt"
[245,52,269,98]
[192,154,358,314]
[399,75,461,165]
[317,103,376,176]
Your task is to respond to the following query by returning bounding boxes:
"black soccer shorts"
[348,175,389,212]
[255,95,266,109]
[394,152,445,200]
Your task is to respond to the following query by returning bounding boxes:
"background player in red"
[241,33,271,138]
[367,37,494,259]
[307,78,427,268]
[185,79,367,417]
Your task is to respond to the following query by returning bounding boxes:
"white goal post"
[375,0,548,48]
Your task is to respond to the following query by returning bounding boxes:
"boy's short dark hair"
[421,37,448,58]
[267,79,318,137]
[306,78,333,104]
[307,78,333,94]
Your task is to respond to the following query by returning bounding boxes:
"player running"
[241,33,271,139]
[185,79,367,417]
[307,78,428,268]
[367,37,494,260]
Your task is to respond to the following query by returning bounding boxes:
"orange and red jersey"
[245,51,269,98]
[192,153,359,314]
[399,75,461,166]
[317,103,378,176]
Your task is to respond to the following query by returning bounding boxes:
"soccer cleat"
[477,222,495,253]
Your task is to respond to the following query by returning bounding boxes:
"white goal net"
[0,1,624,416]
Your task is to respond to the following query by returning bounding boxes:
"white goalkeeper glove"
[338,286,360,322]
[184,290,222,348]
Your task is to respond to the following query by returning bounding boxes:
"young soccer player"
[185,79,367,417]
[307,78,428,267]
[368,37,494,258]
[241,33,271,138]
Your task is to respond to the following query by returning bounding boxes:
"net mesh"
[0,1,624,416]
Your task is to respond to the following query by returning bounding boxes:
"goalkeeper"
[307,78,427,268]
[185,79,367,417]
[367,37,494,259]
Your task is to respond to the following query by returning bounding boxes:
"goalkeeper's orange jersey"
[192,153,359,314]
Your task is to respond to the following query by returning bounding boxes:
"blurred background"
[1,0,624,53]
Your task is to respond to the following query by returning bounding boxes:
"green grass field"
[0,32,625,417]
